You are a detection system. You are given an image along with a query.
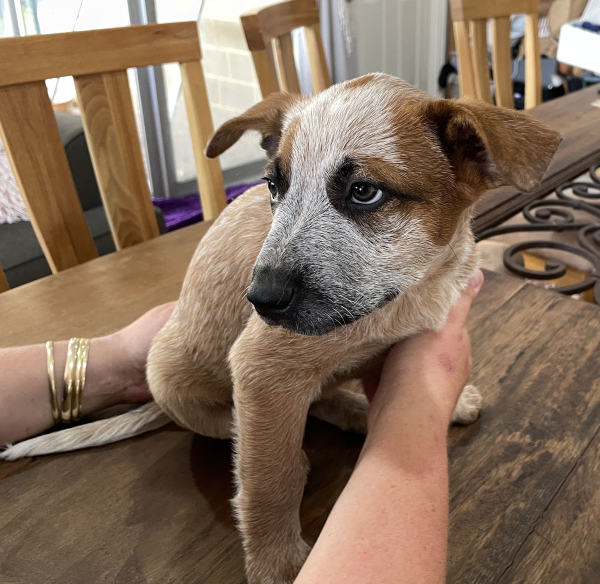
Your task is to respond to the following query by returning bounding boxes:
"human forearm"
[0,335,142,445]
[295,405,450,584]
[0,303,174,446]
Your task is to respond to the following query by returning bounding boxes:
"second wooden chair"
[450,0,542,109]
[241,0,331,98]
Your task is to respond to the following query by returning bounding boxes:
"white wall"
[353,0,447,97]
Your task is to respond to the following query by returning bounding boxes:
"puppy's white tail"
[0,402,170,461]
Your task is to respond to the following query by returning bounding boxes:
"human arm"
[0,302,175,445]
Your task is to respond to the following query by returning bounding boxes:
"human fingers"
[445,269,484,332]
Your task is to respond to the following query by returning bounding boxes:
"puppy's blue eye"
[350,182,383,205]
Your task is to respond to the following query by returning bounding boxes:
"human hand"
[113,302,177,403]
[366,270,483,433]
[84,302,177,413]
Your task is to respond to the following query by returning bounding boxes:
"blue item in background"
[581,21,600,32]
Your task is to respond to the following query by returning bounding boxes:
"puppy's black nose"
[247,269,296,319]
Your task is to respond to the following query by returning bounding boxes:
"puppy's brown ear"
[422,98,562,193]
[206,92,305,159]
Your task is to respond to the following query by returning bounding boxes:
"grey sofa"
[0,111,165,288]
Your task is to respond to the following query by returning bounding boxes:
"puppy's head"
[207,74,561,335]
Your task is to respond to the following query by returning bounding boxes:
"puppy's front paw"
[451,384,482,425]
[246,536,310,584]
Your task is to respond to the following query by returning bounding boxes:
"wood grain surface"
[450,0,540,108]
[75,71,160,249]
[240,0,320,52]
[0,221,210,347]
[449,0,539,22]
[179,60,228,221]
[470,19,494,104]
[250,47,281,98]
[1,219,599,583]
[524,12,542,109]
[453,20,476,97]
[304,23,331,94]
[0,82,98,273]
[491,16,515,109]
[241,0,329,98]
[273,32,301,94]
[0,22,201,88]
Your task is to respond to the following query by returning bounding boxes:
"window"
[140,0,269,197]
[0,0,268,198]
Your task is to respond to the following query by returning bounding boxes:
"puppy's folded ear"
[422,98,562,194]
[206,92,305,159]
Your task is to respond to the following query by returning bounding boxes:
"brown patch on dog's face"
[262,116,300,202]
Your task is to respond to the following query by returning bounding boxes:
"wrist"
[80,335,130,414]
[369,371,455,433]
[363,407,448,477]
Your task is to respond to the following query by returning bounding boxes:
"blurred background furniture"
[449,0,542,108]
[0,22,225,291]
[241,0,331,97]
[0,111,167,289]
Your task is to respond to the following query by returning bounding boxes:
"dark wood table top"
[1,219,600,583]
[473,84,600,233]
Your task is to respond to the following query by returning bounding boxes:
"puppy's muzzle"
[247,267,298,322]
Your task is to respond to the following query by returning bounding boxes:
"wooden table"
[1,219,600,583]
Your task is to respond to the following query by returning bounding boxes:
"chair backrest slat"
[0,82,98,273]
[241,0,330,97]
[250,47,281,97]
[0,22,226,291]
[453,21,476,97]
[274,33,301,93]
[450,0,539,22]
[0,23,201,88]
[524,12,542,109]
[179,60,227,221]
[491,16,515,109]
[75,71,159,249]
[449,0,541,110]
[470,19,493,104]
[305,23,331,94]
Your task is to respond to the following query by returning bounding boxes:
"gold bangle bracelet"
[73,338,90,422]
[45,341,60,425]
[60,338,80,424]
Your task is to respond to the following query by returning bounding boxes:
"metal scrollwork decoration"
[477,163,600,304]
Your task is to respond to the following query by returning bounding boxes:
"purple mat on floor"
[153,181,261,231]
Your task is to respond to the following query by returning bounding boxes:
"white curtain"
[293,0,357,93]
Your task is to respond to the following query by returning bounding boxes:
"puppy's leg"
[309,381,368,434]
[451,384,482,425]
[147,326,233,439]
[229,320,319,584]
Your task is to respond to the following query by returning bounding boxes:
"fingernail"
[468,270,484,293]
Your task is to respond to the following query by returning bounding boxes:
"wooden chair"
[0,22,226,290]
[449,0,542,109]
[241,0,331,98]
